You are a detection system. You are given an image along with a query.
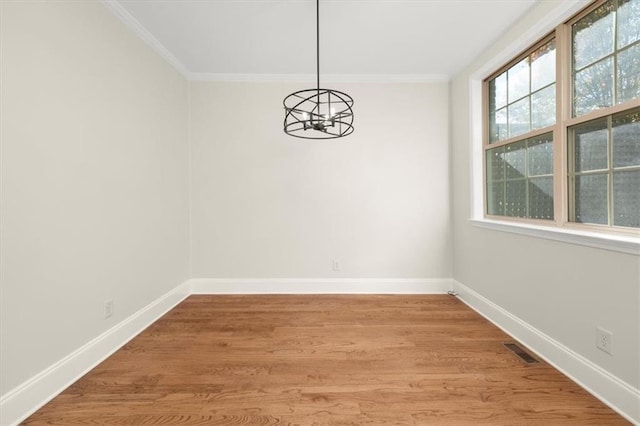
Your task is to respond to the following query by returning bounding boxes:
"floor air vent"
[503,342,539,364]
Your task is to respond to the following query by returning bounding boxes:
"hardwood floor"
[24,295,629,425]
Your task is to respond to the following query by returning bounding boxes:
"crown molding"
[188,73,450,83]
[101,1,449,84]
[100,0,190,78]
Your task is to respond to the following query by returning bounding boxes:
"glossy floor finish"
[24,295,629,425]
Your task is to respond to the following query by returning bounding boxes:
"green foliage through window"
[484,0,639,230]
[573,0,640,116]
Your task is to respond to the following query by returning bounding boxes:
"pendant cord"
[316,0,320,97]
[282,0,354,138]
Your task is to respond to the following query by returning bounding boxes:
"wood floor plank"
[23,295,629,425]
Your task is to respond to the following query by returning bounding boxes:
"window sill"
[470,218,640,255]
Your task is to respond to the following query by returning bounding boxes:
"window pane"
[617,43,640,104]
[505,179,527,217]
[574,57,614,116]
[613,170,640,227]
[531,40,556,91]
[490,107,508,143]
[618,0,640,49]
[531,84,556,129]
[574,119,608,172]
[612,109,640,167]
[486,134,554,220]
[574,174,609,224]
[504,141,527,179]
[573,1,615,70]
[487,39,556,144]
[528,135,554,176]
[487,181,505,215]
[486,146,506,216]
[490,72,507,111]
[486,147,505,181]
[529,177,554,219]
[508,58,530,103]
[508,97,531,138]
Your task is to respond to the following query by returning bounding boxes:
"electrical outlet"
[332,260,341,271]
[596,326,613,355]
[104,299,114,319]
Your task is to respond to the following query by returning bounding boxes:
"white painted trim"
[470,0,589,84]
[100,1,450,85]
[0,277,449,424]
[0,281,191,426]
[469,1,589,217]
[466,0,640,257]
[188,73,450,83]
[189,278,453,294]
[99,0,190,78]
[452,280,640,425]
[5,278,636,424]
[470,219,640,255]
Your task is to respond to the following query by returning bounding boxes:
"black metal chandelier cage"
[283,0,354,139]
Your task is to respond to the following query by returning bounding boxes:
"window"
[572,0,640,116]
[488,40,556,143]
[568,108,640,228]
[486,133,554,219]
[484,0,640,234]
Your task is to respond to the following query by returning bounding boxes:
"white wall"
[451,0,639,394]
[0,0,189,396]
[190,81,451,279]
[5,0,637,420]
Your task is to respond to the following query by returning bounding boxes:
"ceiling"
[109,0,539,80]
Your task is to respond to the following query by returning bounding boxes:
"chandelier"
[283,0,354,139]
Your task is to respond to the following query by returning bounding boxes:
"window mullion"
[607,115,614,226]
[613,0,619,106]
[557,22,571,227]
[482,0,639,234]
[502,146,506,215]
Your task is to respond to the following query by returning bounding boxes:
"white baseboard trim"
[452,280,640,425]
[11,278,634,425]
[0,277,450,425]
[0,281,191,426]
[189,278,453,295]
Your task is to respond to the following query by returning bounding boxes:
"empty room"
[1,0,639,424]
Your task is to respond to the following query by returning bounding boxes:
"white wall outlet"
[104,299,114,319]
[332,260,341,271]
[596,326,613,355]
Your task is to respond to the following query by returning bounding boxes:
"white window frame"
[469,0,640,255]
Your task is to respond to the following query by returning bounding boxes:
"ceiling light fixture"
[283,0,354,139]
